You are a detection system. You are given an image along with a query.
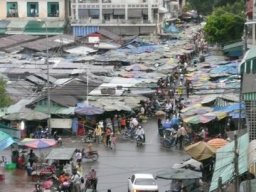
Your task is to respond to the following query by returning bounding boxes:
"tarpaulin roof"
[210,133,249,191]
[213,103,245,113]
[46,148,76,160]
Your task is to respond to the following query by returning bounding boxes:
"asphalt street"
[0,118,189,192]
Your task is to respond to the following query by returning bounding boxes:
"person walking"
[94,124,102,144]
[71,169,81,192]
[175,125,187,149]
[105,127,112,148]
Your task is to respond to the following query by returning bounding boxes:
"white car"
[128,173,159,192]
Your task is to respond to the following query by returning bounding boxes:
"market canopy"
[156,168,202,180]
[2,108,49,121]
[239,48,256,74]
[0,130,14,151]
[209,133,249,191]
[74,102,104,115]
[46,148,76,160]
[184,141,216,161]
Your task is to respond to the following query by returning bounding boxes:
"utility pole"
[45,21,51,134]
[218,177,223,192]
[234,132,239,192]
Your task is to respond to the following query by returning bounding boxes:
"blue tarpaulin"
[164,23,180,33]
[210,62,239,75]
[213,103,245,113]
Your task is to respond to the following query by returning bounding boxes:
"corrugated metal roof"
[210,133,249,191]
[98,28,121,42]
[26,75,46,85]
[22,34,75,51]
[0,34,40,49]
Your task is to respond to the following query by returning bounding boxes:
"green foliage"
[0,78,12,107]
[187,0,244,16]
[204,7,245,44]
[188,0,213,15]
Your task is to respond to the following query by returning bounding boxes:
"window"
[113,15,124,19]
[47,2,59,17]
[7,2,18,17]
[27,2,39,17]
[103,14,110,21]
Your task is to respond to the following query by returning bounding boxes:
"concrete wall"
[0,0,65,19]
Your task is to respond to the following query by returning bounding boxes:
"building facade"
[246,0,256,48]
[0,0,67,35]
[70,0,182,36]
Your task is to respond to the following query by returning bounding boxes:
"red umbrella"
[21,138,56,149]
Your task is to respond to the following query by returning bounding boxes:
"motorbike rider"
[85,168,97,190]
[136,125,145,142]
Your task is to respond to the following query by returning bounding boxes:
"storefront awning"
[6,20,28,34]
[24,20,65,35]
[142,9,148,15]
[102,9,113,14]
[239,48,256,74]
[113,9,125,15]
[0,20,10,34]
[89,9,100,16]
[128,9,142,17]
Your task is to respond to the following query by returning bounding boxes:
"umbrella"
[172,158,202,171]
[183,114,215,124]
[207,138,228,149]
[75,102,104,115]
[155,110,166,116]
[156,168,202,180]
[20,138,56,149]
[0,130,14,151]
[184,141,216,161]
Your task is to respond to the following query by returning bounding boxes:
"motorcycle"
[136,135,145,147]
[82,130,96,143]
[82,151,99,161]
[33,181,43,192]
[161,128,177,148]
[84,178,97,192]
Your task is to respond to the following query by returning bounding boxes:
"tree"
[187,0,244,16]
[204,7,245,45]
[188,0,214,16]
[0,78,12,107]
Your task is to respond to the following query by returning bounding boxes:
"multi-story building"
[0,0,182,36]
[0,0,67,35]
[246,0,256,48]
[70,0,182,37]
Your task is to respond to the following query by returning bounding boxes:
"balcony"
[72,18,156,25]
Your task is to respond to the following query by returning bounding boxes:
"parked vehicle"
[128,173,159,192]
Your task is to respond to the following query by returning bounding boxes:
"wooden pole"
[234,132,239,192]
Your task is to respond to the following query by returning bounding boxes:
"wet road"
[0,118,189,192]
